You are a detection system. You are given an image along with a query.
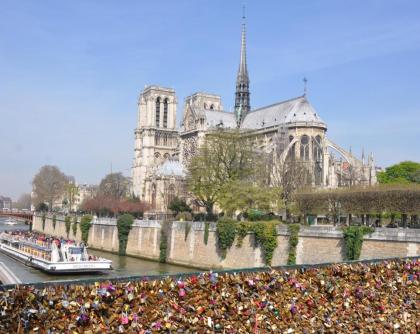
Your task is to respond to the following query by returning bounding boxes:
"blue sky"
[1,0,419,199]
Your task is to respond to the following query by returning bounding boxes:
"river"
[0,217,196,284]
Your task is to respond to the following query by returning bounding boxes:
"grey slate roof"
[196,109,237,128]
[184,96,326,132]
[241,96,326,129]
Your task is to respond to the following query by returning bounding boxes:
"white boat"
[0,231,112,274]
[4,218,18,225]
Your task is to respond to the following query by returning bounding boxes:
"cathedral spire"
[235,6,250,124]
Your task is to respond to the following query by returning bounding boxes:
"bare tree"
[98,173,130,199]
[272,158,312,222]
[65,182,79,212]
[32,165,71,210]
[13,193,32,210]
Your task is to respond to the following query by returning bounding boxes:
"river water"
[0,217,196,284]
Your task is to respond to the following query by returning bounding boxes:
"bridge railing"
[1,255,418,290]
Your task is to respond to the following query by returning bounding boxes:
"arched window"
[155,97,161,127]
[313,135,323,185]
[210,104,214,110]
[204,103,207,109]
[163,98,168,128]
[300,135,310,160]
[166,184,176,209]
[313,135,323,162]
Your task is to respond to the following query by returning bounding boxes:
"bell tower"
[132,85,178,199]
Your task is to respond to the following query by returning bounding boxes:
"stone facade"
[33,216,419,270]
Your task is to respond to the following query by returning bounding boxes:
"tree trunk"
[205,202,214,215]
[391,214,395,226]
[402,214,408,228]
[412,215,419,227]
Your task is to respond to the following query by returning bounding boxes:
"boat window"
[68,247,83,254]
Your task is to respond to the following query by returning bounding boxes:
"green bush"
[204,222,210,245]
[72,216,78,237]
[52,214,57,230]
[343,226,374,260]
[65,216,71,238]
[80,214,93,244]
[42,214,46,231]
[159,233,167,263]
[216,218,237,258]
[36,203,48,212]
[193,212,218,222]
[169,197,192,214]
[287,224,301,265]
[247,209,264,222]
[184,222,191,241]
[117,214,134,255]
[250,222,278,266]
[236,221,250,247]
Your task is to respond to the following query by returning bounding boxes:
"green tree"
[117,213,134,255]
[14,193,32,210]
[377,161,420,184]
[80,214,93,244]
[36,202,49,212]
[218,180,281,217]
[187,129,260,214]
[168,197,192,214]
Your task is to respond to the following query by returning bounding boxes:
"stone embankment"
[33,215,420,269]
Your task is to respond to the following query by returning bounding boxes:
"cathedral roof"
[196,109,237,129]
[156,159,185,177]
[241,96,326,130]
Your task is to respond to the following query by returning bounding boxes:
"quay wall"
[32,216,420,269]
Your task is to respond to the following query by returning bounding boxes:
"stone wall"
[32,216,420,269]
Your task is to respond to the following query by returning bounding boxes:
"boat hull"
[0,244,112,274]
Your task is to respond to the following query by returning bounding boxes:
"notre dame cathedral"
[132,17,377,212]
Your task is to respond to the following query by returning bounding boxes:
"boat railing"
[19,240,52,252]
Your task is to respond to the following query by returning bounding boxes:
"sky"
[1,0,419,200]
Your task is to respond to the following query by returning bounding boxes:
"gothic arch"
[300,135,310,160]
[155,97,161,127]
[166,183,176,209]
[163,98,169,128]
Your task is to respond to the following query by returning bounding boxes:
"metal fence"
[1,256,418,290]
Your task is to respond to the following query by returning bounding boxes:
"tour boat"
[0,231,112,274]
[4,218,18,226]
